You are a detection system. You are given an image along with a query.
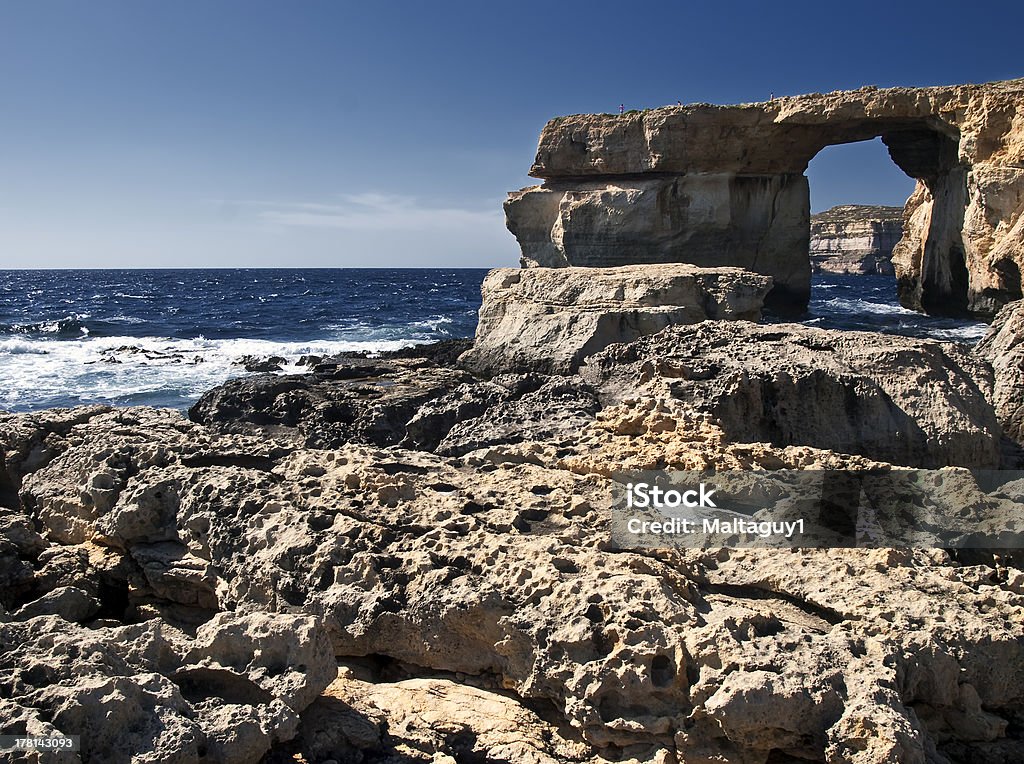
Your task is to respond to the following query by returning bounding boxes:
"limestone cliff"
[810,204,903,275]
[506,79,1024,317]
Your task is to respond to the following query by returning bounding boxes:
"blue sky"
[1,1,1021,268]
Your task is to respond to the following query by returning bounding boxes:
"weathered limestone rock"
[508,79,1024,316]
[0,612,334,764]
[458,264,772,375]
[2,405,1023,763]
[276,664,607,764]
[406,373,601,456]
[810,204,903,275]
[4,320,1023,763]
[584,321,1002,469]
[12,585,100,622]
[976,298,1024,446]
[507,178,809,314]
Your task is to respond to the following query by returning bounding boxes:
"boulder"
[279,665,607,764]
[585,321,1002,469]
[430,375,600,456]
[0,612,334,764]
[235,354,287,373]
[12,585,100,623]
[458,264,772,375]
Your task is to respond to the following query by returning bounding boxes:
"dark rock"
[402,381,508,452]
[436,376,600,456]
[378,338,474,367]
[189,359,473,449]
[236,355,287,373]
[0,611,333,764]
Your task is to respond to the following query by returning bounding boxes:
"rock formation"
[506,79,1024,317]
[459,264,772,375]
[189,350,475,449]
[190,317,1003,471]
[585,321,1001,470]
[810,205,903,275]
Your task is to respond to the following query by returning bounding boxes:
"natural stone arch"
[505,80,1024,318]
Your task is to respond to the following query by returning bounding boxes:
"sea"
[0,269,989,413]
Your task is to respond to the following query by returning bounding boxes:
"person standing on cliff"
[619,103,624,115]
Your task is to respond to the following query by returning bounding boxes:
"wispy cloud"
[216,193,505,232]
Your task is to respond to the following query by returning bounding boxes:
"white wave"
[411,315,455,330]
[818,297,920,316]
[928,324,990,342]
[0,334,431,412]
[0,338,50,355]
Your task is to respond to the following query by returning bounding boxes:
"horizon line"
[0,265,502,271]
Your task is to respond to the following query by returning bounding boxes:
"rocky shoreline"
[3,262,1024,763]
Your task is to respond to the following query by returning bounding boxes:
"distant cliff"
[810,205,903,275]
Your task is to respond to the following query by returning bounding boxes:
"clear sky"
[1,0,1021,269]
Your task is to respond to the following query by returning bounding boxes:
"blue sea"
[0,269,988,413]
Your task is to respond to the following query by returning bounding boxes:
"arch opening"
[801,123,969,318]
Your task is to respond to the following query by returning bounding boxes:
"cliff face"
[506,79,1024,316]
[810,204,903,275]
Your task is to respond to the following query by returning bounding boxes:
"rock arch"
[505,80,1024,317]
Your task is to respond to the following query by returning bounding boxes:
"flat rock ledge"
[459,264,772,376]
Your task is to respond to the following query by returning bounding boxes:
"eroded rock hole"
[650,654,676,687]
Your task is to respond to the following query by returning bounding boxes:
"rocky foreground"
[3,265,1024,764]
